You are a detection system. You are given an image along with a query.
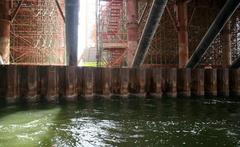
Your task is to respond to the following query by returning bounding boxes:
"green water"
[0,98,240,147]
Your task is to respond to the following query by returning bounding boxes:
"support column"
[127,0,138,67]
[177,1,188,68]
[0,0,10,64]
[65,0,79,66]
[222,21,231,67]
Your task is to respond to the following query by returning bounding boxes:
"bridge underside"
[98,0,240,68]
[0,0,239,68]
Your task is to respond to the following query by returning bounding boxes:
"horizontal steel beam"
[186,0,240,68]
[132,0,168,67]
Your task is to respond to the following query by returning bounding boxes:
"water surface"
[0,98,240,147]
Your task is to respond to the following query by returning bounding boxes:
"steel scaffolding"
[10,0,65,65]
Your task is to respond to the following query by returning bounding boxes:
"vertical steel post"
[177,2,188,68]
[127,0,138,67]
[65,0,79,66]
[222,21,231,67]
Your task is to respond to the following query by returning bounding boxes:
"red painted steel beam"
[0,0,11,64]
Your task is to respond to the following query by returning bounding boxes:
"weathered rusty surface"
[191,69,204,96]
[111,68,129,97]
[111,68,121,95]
[204,69,217,96]
[217,69,229,96]
[162,68,177,97]
[19,66,38,103]
[120,68,130,96]
[177,2,189,68]
[0,66,6,103]
[177,68,191,97]
[59,66,78,102]
[39,66,59,103]
[94,68,111,98]
[229,69,240,96]
[0,65,19,104]
[146,68,163,98]
[222,22,232,67]
[127,0,138,66]
[129,68,146,97]
[82,67,94,99]
[6,65,19,104]
[77,67,83,96]
[1,66,240,105]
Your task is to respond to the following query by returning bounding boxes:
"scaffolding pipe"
[131,0,168,67]
[65,0,79,66]
[186,0,240,68]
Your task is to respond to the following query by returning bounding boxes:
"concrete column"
[127,0,138,67]
[0,0,10,64]
[222,21,231,67]
[177,2,188,68]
